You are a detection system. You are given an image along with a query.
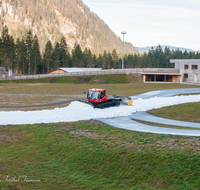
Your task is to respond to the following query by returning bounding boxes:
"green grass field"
[149,102,200,123]
[0,81,200,189]
[1,121,200,190]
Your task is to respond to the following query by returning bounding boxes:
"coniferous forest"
[1,26,200,75]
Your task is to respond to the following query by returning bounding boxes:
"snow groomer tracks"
[95,88,200,136]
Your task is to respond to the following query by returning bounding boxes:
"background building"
[170,59,200,83]
[49,68,102,74]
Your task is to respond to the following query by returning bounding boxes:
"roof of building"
[59,68,83,72]
[55,68,102,73]
[170,59,200,63]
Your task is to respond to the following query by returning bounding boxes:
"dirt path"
[0,99,75,108]
[0,93,86,109]
[0,93,85,98]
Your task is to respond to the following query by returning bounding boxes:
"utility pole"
[121,31,126,69]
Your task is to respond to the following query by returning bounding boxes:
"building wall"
[170,59,200,83]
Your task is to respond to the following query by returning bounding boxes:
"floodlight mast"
[121,31,126,69]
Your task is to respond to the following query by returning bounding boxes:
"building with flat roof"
[142,68,181,83]
[139,59,200,83]
[170,59,200,83]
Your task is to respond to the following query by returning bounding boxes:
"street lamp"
[121,31,126,69]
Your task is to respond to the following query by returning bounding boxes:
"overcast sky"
[82,0,200,51]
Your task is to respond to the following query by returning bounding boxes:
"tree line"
[0,26,199,75]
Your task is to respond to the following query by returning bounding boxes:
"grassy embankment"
[0,80,200,189]
[0,74,130,84]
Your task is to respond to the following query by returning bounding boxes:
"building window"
[191,65,198,70]
[184,65,188,69]
[184,73,188,78]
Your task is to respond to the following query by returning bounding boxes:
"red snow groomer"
[78,88,133,109]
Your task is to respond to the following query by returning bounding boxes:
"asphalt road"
[95,88,200,136]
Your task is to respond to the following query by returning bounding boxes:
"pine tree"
[52,42,60,69]
[75,43,83,67]
[20,38,27,74]
[26,30,33,74]
[102,50,107,69]
[96,54,103,68]
[86,49,93,68]
[189,51,194,59]
[194,52,200,59]
[71,43,83,67]
[59,36,69,67]
[43,40,53,73]
[15,38,21,74]
[183,50,189,59]
[31,35,41,74]
[71,47,77,67]
[111,49,118,68]
[107,52,113,69]
[141,52,147,68]
[1,26,10,70]
[147,47,154,68]
[9,36,15,70]
[164,47,171,68]
[126,54,134,68]
[92,54,97,68]
[154,44,163,68]
[83,48,88,67]
[133,53,140,68]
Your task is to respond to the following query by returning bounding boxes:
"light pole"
[121,31,126,69]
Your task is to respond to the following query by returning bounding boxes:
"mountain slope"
[0,0,139,54]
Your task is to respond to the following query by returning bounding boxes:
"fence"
[0,68,181,81]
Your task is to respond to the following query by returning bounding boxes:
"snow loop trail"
[0,95,200,125]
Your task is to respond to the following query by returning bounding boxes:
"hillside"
[0,0,139,54]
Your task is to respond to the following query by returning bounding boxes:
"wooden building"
[49,68,102,74]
